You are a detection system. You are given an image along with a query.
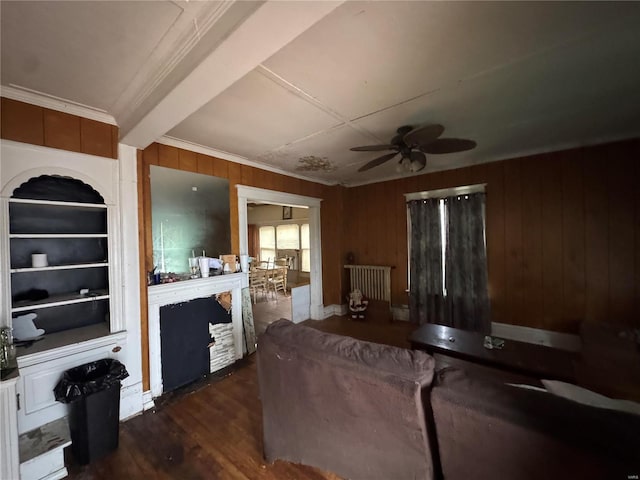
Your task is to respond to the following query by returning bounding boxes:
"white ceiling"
[2,1,640,186]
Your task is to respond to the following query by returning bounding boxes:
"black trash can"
[54,358,129,465]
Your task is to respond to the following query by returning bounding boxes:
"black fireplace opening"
[160,296,231,393]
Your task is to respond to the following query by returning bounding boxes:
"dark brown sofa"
[257,319,437,480]
[431,367,640,480]
[257,320,640,480]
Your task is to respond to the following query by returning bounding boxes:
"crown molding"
[0,85,117,125]
[158,136,337,187]
[343,170,424,188]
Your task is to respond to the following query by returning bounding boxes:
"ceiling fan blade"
[420,138,477,154]
[403,124,445,147]
[357,152,398,172]
[350,144,397,152]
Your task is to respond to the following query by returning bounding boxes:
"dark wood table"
[409,323,577,382]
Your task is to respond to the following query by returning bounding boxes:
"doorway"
[237,186,323,327]
[248,205,306,334]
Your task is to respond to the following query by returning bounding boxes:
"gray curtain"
[408,199,446,325]
[445,193,490,333]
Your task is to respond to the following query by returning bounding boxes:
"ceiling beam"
[121,1,344,149]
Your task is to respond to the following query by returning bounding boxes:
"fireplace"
[147,273,246,398]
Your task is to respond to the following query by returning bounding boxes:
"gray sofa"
[257,320,640,480]
[257,319,437,480]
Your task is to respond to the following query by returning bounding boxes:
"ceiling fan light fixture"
[396,157,410,173]
[410,157,425,173]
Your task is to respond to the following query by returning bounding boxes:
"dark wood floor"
[66,313,417,479]
[251,290,292,337]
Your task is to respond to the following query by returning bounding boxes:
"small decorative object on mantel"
[189,251,199,278]
[282,206,292,220]
[221,254,237,273]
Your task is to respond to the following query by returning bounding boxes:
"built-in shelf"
[15,323,115,364]
[9,198,107,209]
[12,290,109,313]
[8,175,112,332]
[10,262,108,273]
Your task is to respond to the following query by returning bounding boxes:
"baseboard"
[142,390,156,411]
[120,381,144,420]
[322,304,347,318]
[39,469,69,480]
[324,303,410,321]
[391,305,410,322]
[491,322,581,352]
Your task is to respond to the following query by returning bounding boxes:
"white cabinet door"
[0,376,20,480]
[17,340,124,434]
[291,284,310,323]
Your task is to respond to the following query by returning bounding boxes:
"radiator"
[344,264,392,307]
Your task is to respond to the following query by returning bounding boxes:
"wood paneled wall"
[344,139,640,333]
[0,98,119,159]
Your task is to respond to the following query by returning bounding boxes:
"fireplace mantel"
[147,273,247,398]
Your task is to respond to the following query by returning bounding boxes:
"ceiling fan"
[351,124,476,173]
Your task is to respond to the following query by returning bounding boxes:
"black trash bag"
[54,359,129,403]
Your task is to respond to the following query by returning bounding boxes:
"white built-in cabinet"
[0,372,20,480]
[1,139,143,479]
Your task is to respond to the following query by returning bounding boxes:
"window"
[405,184,490,331]
[259,226,275,262]
[258,222,310,272]
[439,199,447,295]
[301,224,310,272]
[406,186,486,295]
[408,198,467,296]
[276,224,299,249]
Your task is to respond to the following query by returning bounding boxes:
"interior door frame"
[236,185,324,320]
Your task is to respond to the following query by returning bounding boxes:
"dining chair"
[268,266,288,302]
[249,268,268,304]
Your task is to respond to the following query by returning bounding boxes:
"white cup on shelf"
[31,253,48,268]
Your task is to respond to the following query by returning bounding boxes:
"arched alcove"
[12,174,105,203]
